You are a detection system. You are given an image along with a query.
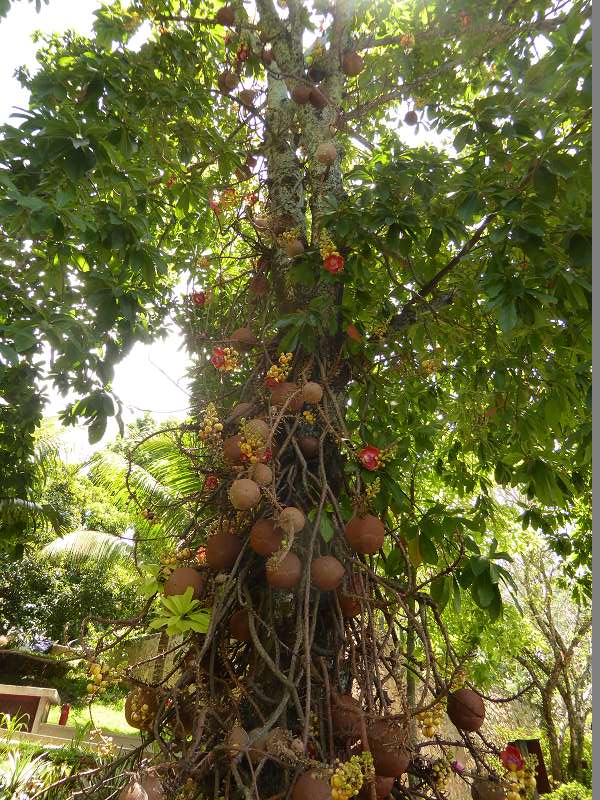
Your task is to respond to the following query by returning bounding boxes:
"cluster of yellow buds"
[199,403,224,441]
[330,752,374,800]
[432,758,452,789]
[503,753,538,800]
[211,346,239,372]
[302,410,316,424]
[266,352,293,386]
[160,548,194,570]
[319,231,338,260]
[417,701,446,738]
[91,728,116,758]
[278,228,300,244]
[86,662,122,697]
[365,477,381,501]
[400,33,415,49]
[449,669,467,691]
[239,431,267,464]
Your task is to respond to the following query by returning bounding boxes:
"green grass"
[46,696,138,736]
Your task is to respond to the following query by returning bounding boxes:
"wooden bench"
[0,683,61,733]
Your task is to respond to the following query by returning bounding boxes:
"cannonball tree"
[0,0,591,797]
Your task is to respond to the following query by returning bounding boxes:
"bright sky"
[1,0,191,460]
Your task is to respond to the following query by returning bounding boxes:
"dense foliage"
[0,0,591,798]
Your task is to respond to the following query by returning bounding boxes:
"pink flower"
[500,744,525,772]
[358,445,381,471]
[211,348,225,369]
[191,291,206,307]
[451,760,465,774]
[196,546,207,563]
[323,252,345,274]
[203,475,219,491]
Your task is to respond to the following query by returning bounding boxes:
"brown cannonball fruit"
[315,142,337,165]
[278,506,305,534]
[164,567,205,600]
[447,688,485,732]
[223,434,244,465]
[206,531,243,570]
[270,381,303,412]
[291,84,312,104]
[229,609,251,642]
[471,778,507,800]
[250,518,283,556]
[285,238,305,258]
[238,89,256,107]
[266,551,302,589]
[298,435,319,459]
[309,87,328,109]
[249,274,269,295]
[311,555,345,591]
[218,70,239,93]
[358,776,395,799]
[231,402,253,420]
[229,478,261,510]
[331,694,362,741]
[404,109,419,126]
[342,50,364,76]
[307,63,326,83]
[261,45,274,66]
[345,514,385,555]
[302,381,323,404]
[231,326,258,351]
[244,418,270,442]
[368,718,410,777]
[251,462,272,485]
[337,591,362,618]
[215,5,236,26]
[119,781,148,800]
[292,769,332,800]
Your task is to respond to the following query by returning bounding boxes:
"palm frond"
[0,497,70,534]
[41,529,133,566]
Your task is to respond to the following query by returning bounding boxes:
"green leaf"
[533,166,558,204]
[419,534,438,565]
[88,414,107,445]
[430,575,452,611]
[319,512,334,543]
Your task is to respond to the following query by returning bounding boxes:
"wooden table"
[0,683,61,733]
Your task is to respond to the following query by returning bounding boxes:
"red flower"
[203,475,219,491]
[323,252,345,274]
[237,45,250,62]
[261,448,272,463]
[191,291,206,307]
[196,546,207,563]
[211,348,225,369]
[265,376,280,389]
[347,323,363,343]
[209,199,221,214]
[358,445,381,471]
[500,745,525,773]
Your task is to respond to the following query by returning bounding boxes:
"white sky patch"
[1,1,191,459]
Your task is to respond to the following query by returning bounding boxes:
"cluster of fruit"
[199,403,224,441]
[504,754,538,800]
[302,409,316,424]
[417,700,446,738]
[90,727,116,758]
[160,548,194,569]
[266,352,293,386]
[330,752,374,800]
[211,346,240,372]
[86,661,122,697]
[431,758,452,789]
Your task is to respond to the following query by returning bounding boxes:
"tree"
[514,549,592,786]
[0,1,591,799]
